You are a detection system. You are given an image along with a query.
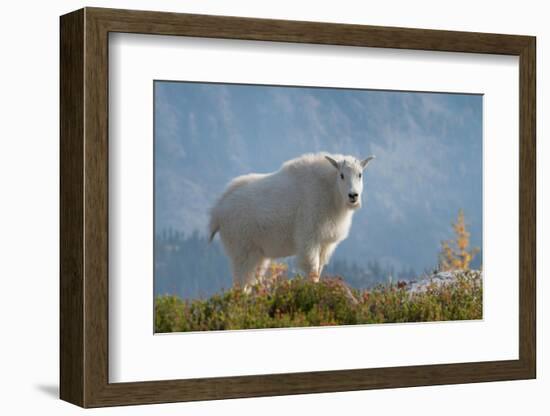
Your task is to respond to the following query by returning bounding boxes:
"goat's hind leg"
[256,258,271,284]
[230,250,264,291]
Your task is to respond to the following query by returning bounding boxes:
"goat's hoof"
[309,273,320,283]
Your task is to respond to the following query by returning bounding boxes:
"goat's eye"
[359,173,362,178]
[340,173,344,180]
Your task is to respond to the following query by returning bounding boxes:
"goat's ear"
[360,155,376,170]
[325,156,339,170]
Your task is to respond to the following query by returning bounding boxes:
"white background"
[110,34,519,382]
[0,0,546,414]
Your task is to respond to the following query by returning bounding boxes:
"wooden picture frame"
[60,7,536,408]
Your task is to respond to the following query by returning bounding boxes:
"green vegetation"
[155,270,482,333]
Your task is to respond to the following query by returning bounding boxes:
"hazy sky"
[154,81,482,273]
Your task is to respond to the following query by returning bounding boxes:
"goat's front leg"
[297,247,321,282]
[318,242,338,277]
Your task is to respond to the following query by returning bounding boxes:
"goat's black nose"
[349,193,358,200]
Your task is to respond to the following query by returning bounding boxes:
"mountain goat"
[209,152,375,288]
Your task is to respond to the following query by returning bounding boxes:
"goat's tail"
[208,210,220,243]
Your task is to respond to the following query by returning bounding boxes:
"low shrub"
[155,271,482,333]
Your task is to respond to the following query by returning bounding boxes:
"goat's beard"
[346,200,361,210]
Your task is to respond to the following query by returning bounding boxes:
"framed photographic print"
[60,7,536,408]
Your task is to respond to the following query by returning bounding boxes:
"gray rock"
[406,270,482,294]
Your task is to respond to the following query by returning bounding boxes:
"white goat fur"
[209,152,374,287]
